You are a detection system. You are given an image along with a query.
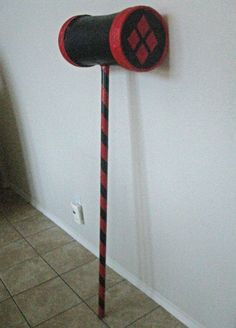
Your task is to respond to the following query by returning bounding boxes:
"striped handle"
[98,65,110,318]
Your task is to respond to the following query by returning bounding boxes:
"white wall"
[1,1,236,327]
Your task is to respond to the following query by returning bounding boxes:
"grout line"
[32,301,110,328]
[78,299,111,328]
[51,257,97,276]
[1,206,38,223]
[59,258,125,279]
[2,192,157,328]
[11,296,32,328]
[124,305,160,327]
[7,229,83,326]
[8,212,43,225]
[1,223,96,295]
[39,239,83,257]
[0,277,11,303]
[0,235,24,250]
[32,303,81,328]
[3,202,111,326]
[0,254,39,278]
[42,253,119,328]
[32,234,123,328]
[40,239,75,253]
[57,269,121,328]
[24,234,74,255]
[34,252,113,327]
[29,241,75,257]
[0,246,38,277]
[0,277,32,328]
[59,281,111,328]
[13,224,56,239]
[80,279,126,328]
[12,276,58,298]
[1,200,54,231]
[2,195,117,328]
[85,278,126,304]
[10,210,51,225]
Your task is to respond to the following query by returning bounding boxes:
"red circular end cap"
[58,16,81,67]
[109,6,168,72]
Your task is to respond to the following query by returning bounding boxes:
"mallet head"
[58,6,168,72]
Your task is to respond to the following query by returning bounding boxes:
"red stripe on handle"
[99,264,106,277]
[101,65,109,75]
[100,195,107,211]
[98,65,110,319]
[101,86,109,107]
[100,218,107,233]
[101,143,108,162]
[101,115,108,135]
[99,285,105,295]
[100,242,106,257]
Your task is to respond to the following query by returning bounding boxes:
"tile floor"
[0,188,186,327]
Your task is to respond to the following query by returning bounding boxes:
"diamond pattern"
[136,45,149,65]
[127,14,159,65]
[128,30,139,50]
[137,15,150,37]
[146,31,158,52]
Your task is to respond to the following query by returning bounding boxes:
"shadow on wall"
[0,136,8,188]
[126,72,156,288]
[126,43,170,286]
[0,60,30,197]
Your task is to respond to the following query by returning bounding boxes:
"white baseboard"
[10,183,204,328]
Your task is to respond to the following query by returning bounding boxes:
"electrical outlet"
[71,201,85,225]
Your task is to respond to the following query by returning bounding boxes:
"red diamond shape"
[137,15,150,37]
[146,31,158,52]
[136,44,149,64]
[128,30,140,50]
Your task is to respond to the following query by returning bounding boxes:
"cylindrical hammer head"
[58,6,168,72]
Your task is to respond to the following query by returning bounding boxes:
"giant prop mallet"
[58,5,168,318]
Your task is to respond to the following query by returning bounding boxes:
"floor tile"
[0,298,29,328]
[0,239,37,273]
[2,202,38,223]
[129,307,186,327]
[1,256,57,296]
[62,259,123,300]
[176,323,187,328]
[26,226,73,254]
[37,303,106,328]
[0,279,10,302]
[0,220,22,247]
[87,280,157,328]
[0,189,25,205]
[0,217,7,225]
[14,277,81,326]
[0,212,6,223]
[13,212,55,237]
[42,241,96,274]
